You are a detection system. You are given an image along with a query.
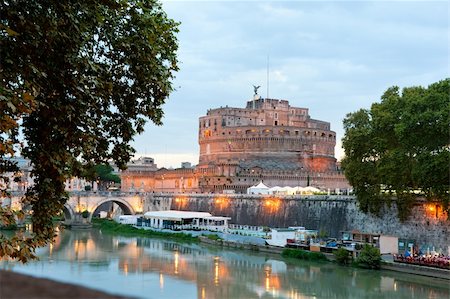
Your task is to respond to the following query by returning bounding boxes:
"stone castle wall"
[198,98,337,171]
[144,194,449,250]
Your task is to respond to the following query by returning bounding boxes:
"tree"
[355,244,382,269]
[342,79,450,220]
[0,0,179,261]
[83,163,121,190]
[334,247,351,266]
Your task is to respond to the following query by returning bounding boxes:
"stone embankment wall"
[144,194,449,250]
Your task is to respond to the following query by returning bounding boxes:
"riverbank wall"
[198,236,450,280]
[144,194,449,251]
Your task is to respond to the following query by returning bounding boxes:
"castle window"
[275,113,278,119]
[295,131,299,135]
[274,121,278,126]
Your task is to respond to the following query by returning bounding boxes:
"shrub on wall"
[281,249,327,261]
[81,210,90,219]
[334,247,351,265]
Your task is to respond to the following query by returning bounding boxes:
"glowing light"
[214,196,229,209]
[214,256,220,285]
[159,273,164,289]
[264,197,281,211]
[201,287,206,299]
[175,196,188,204]
[174,251,179,274]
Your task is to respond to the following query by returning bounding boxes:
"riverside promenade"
[198,236,450,281]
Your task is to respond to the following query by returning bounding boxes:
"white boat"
[265,227,305,247]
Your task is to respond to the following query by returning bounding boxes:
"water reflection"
[1,229,449,299]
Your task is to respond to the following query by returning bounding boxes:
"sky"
[131,0,449,169]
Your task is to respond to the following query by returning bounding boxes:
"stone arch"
[88,198,135,222]
[63,204,76,225]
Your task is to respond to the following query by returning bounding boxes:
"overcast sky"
[131,0,449,168]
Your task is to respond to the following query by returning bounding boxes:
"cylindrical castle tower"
[198,97,337,173]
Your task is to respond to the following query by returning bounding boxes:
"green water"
[1,229,449,299]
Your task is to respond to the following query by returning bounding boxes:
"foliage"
[318,229,328,239]
[93,219,198,242]
[355,244,382,269]
[83,163,120,190]
[81,210,90,219]
[341,79,450,220]
[334,247,351,265]
[0,0,179,262]
[281,248,327,261]
[205,234,222,241]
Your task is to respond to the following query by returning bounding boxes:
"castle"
[121,96,350,193]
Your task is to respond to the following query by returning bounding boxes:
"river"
[1,228,449,299]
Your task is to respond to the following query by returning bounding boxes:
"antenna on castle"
[266,55,270,99]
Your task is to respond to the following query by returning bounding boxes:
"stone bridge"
[4,191,146,225]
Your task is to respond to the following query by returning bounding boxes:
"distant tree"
[342,79,449,220]
[83,163,121,190]
[0,0,179,261]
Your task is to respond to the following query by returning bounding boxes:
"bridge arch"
[63,204,76,224]
[88,198,135,222]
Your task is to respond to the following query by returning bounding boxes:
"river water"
[1,229,449,299]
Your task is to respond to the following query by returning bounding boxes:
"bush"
[92,219,198,242]
[206,234,222,241]
[334,247,351,265]
[281,248,327,261]
[356,244,382,269]
[81,210,90,218]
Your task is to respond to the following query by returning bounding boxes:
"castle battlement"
[122,96,349,194]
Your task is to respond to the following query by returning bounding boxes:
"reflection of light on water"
[123,263,128,275]
[214,256,219,285]
[264,265,271,291]
[159,273,164,289]
[201,286,206,299]
[394,282,397,291]
[49,243,53,257]
[174,251,179,274]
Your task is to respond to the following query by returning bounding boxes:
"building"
[121,96,350,193]
[1,157,95,192]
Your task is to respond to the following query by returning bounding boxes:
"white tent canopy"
[247,181,270,194]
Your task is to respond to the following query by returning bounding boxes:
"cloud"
[132,1,449,166]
